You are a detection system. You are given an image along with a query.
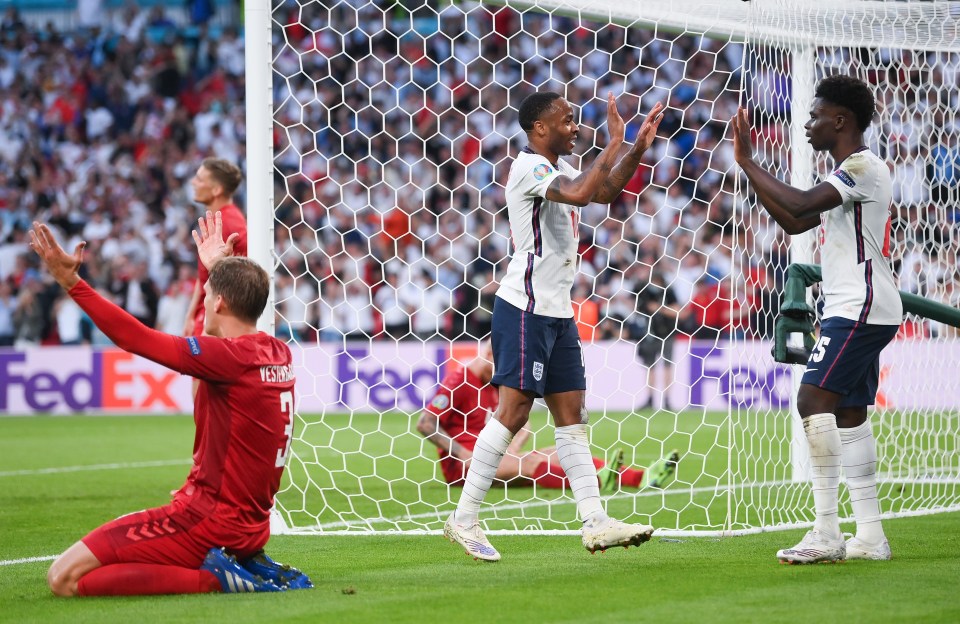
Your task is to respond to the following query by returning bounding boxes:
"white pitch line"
[0,555,58,566]
[0,459,192,478]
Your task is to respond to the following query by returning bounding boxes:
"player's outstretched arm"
[592,101,665,204]
[29,221,182,369]
[545,92,625,207]
[192,210,239,271]
[732,107,839,234]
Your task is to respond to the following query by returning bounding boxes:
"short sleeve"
[825,153,875,204]
[424,367,466,418]
[520,156,567,198]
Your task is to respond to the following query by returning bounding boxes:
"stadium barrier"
[2,339,958,416]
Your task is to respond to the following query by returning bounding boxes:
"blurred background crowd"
[1,0,958,352]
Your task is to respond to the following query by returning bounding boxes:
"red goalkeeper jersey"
[69,280,294,532]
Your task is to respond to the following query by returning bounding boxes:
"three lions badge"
[532,361,544,381]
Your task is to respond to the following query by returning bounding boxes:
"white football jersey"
[496,148,581,318]
[821,148,902,325]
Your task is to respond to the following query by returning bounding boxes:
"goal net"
[259,0,960,535]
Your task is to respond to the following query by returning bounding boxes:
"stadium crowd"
[1,0,958,350]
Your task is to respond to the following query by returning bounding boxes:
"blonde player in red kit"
[184,158,248,338]
[35,212,309,596]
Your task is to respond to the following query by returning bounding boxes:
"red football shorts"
[81,499,269,568]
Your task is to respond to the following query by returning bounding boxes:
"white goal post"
[245,0,960,535]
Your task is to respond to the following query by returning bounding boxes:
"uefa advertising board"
[0,341,955,415]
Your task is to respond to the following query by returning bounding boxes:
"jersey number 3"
[276,390,294,468]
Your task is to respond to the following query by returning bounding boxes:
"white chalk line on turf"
[0,555,58,567]
[281,470,960,534]
[0,459,192,478]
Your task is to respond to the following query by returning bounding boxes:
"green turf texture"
[1,415,957,623]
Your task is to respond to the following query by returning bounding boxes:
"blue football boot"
[241,550,313,589]
[200,547,286,593]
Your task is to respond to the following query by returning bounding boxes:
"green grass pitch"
[1,415,958,623]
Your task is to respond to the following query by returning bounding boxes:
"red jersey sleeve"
[173,335,253,382]
[69,280,247,382]
[424,366,466,420]
[69,280,182,369]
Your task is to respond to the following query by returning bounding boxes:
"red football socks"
[77,564,221,596]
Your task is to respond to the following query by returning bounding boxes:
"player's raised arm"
[591,101,665,204]
[732,107,840,234]
[545,92,625,207]
[29,221,182,369]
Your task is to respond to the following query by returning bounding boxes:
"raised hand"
[28,222,84,290]
[731,107,755,165]
[192,210,239,270]
[606,91,626,144]
[632,101,665,154]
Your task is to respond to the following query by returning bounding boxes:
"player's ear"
[213,294,226,315]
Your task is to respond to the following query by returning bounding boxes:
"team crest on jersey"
[431,394,450,410]
[532,361,544,381]
[833,170,856,188]
[532,164,553,181]
[187,336,201,355]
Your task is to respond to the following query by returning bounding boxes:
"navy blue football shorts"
[490,296,586,398]
[801,317,899,407]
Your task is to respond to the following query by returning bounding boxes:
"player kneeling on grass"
[418,342,679,495]
[35,211,311,596]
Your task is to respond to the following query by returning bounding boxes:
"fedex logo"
[0,349,184,414]
[688,344,792,409]
[335,346,453,411]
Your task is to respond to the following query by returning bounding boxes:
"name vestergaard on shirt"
[260,365,294,383]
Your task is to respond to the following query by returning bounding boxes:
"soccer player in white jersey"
[443,91,664,561]
[732,75,903,564]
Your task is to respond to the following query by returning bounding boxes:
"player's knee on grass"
[47,563,78,597]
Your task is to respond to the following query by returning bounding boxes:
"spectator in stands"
[0,280,15,346]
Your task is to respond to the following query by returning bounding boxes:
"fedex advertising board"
[0,340,956,415]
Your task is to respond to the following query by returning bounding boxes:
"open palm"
[29,222,84,290]
[192,210,239,270]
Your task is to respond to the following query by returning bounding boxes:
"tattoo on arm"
[597,153,642,202]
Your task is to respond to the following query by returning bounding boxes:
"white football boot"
[444,514,501,562]
[777,529,846,564]
[582,516,654,554]
[845,536,892,561]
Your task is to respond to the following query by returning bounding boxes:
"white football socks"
[555,423,606,525]
[839,420,885,543]
[453,418,513,526]
[804,413,842,539]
